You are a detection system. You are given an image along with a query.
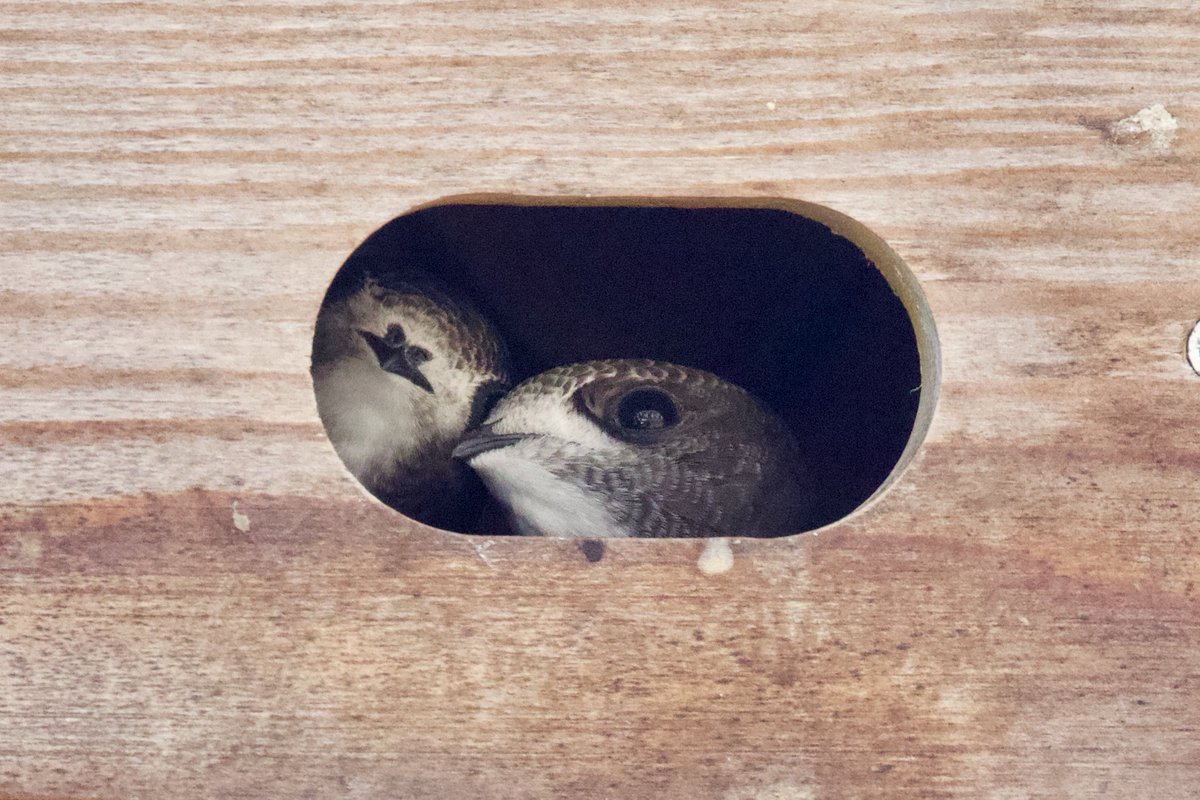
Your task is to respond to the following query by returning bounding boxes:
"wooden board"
[2,2,1198,798]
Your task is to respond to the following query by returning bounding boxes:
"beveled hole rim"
[329,193,941,538]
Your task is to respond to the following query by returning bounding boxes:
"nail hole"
[313,196,939,537]
[1188,320,1200,376]
[580,540,605,562]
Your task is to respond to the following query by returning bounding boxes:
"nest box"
[2,4,1198,800]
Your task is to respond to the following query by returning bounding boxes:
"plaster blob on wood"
[698,538,735,575]
[231,501,251,533]
[1109,104,1178,151]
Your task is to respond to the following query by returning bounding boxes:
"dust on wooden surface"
[1,1,1198,798]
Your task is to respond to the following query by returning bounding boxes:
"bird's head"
[311,275,511,526]
[314,275,510,430]
[453,359,812,538]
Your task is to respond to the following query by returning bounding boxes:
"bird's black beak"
[452,423,530,461]
[357,329,433,393]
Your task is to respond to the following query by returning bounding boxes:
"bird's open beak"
[452,424,530,461]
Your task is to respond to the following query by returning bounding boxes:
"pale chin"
[468,444,631,539]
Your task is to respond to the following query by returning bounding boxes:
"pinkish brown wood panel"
[1,1,1198,798]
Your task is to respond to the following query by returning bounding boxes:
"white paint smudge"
[231,501,251,533]
[1109,104,1178,151]
[472,539,496,568]
[698,538,734,575]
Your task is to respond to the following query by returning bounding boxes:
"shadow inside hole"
[324,202,923,532]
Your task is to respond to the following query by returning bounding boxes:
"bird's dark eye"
[406,346,432,365]
[616,388,678,431]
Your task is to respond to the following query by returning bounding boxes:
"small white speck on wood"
[231,501,251,534]
[472,539,497,568]
[698,538,734,575]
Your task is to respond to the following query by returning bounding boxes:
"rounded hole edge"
[316,193,941,539]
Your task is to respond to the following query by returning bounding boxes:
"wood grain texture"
[1,1,1198,798]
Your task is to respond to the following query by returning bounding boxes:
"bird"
[451,359,813,538]
[311,272,512,530]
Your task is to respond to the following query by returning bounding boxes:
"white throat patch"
[468,441,629,538]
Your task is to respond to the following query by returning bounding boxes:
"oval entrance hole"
[317,196,939,535]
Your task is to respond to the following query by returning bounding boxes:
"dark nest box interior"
[319,196,939,534]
